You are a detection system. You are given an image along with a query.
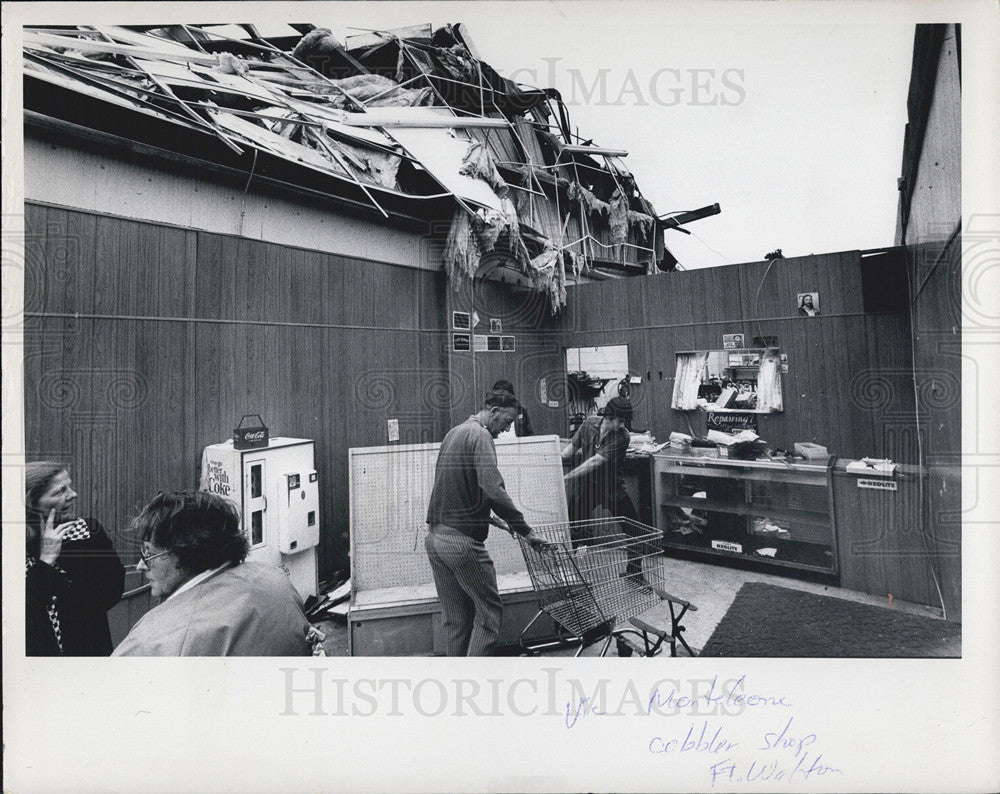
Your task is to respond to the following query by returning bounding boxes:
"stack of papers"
[628,432,668,455]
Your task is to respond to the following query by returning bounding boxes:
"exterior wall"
[895,24,962,622]
[899,25,961,246]
[24,135,435,270]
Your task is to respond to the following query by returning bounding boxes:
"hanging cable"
[752,256,780,345]
[237,147,259,237]
[685,230,736,265]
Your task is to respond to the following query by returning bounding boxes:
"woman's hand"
[39,509,69,565]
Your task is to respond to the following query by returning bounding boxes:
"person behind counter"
[25,462,126,656]
[561,396,656,578]
[425,389,550,656]
[113,490,315,656]
[491,379,534,439]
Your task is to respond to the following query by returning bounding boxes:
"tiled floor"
[319,553,956,657]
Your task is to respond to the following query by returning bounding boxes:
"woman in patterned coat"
[25,461,125,656]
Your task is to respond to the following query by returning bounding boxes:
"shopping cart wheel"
[616,638,634,657]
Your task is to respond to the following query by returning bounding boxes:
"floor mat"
[698,581,961,657]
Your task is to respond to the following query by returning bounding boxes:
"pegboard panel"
[349,435,568,593]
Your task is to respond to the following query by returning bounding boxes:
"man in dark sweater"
[425,389,550,656]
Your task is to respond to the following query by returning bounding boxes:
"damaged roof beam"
[359,72,428,103]
[393,40,522,119]
[559,144,629,158]
[304,128,390,218]
[188,104,422,161]
[24,30,220,67]
[338,113,511,129]
[88,26,246,156]
[27,61,207,132]
[396,40,468,114]
[399,67,509,105]
[179,24,211,54]
[30,31,246,154]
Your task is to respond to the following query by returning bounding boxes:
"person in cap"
[491,379,534,440]
[562,396,653,577]
[425,389,550,656]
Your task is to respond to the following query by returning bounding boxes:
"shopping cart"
[499,517,697,657]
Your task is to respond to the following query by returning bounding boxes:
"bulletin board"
[348,435,569,595]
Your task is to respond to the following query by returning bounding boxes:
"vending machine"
[200,437,319,598]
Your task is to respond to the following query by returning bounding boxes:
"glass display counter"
[652,452,837,574]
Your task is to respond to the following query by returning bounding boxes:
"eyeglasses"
[138,546,171,566]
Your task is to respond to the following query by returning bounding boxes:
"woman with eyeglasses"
[25,461,126,656]
[113,490,315,656]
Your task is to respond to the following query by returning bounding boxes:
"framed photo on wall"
[797,292,820,316]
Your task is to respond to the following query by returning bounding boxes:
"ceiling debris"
[23,22,665,310]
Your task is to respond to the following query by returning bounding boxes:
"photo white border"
[3,2,998,792]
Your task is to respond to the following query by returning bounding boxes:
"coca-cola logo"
[243,430,266,441]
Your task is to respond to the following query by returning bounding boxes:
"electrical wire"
[752,256,780,345]
[237,147,259,237]
[685,229,736,265]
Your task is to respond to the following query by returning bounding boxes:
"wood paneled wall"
[23,203,450,585]
[559,251,920,463]
[445,272,566,433]
[833,465,937,610]
[556,250,962,618]
[23,204,954,619]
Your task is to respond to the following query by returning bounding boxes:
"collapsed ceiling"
[23,22,665,310]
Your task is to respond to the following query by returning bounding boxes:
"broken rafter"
[401,65,510,107]
[344,24,433,50]
[356,72,427,104]
[26,53,211,132]
[187,103,419,162]
[81,26,246,156]
[559,144,629,158]
[24,30,219,67]
[337,112,510,129]
[179,24,211,54]
[206,62,396,218]
[266,45,373,112]
[174,24,292,58]
[303,128,390,218]
[393,39,516,121]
